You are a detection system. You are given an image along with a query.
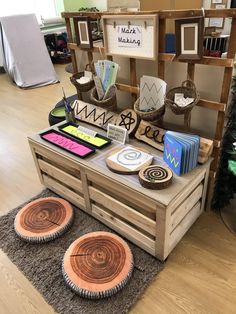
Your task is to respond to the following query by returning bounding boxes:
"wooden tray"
[58,122,112,149]
[40,129,95,158]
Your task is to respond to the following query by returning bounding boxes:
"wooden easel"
[62,9,236,210]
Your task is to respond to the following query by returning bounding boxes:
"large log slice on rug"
[62,231,134,299]
[14,197,74,243]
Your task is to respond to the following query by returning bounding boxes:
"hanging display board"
[102,15,158,60]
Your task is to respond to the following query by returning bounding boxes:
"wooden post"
[65,18,78,73]
[130,58,137,104]
[158,19,166,80]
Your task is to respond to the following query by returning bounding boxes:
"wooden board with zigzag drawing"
[73,100,118,130]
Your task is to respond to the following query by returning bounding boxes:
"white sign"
[117,25,142,48]
[107,124,128,144]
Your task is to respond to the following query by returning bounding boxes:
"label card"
[77,125,97,137]
[107,124,128,144]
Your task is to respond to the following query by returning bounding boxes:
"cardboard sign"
[107,124,128,144]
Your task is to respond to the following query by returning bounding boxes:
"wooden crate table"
[28,122,211,261]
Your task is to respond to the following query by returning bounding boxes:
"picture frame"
[208,17,224,28]
[102,15,158,60]
[212,0,222,3]
[175,17,204,61]
[73,17,93,49]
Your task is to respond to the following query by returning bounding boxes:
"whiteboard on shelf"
[102,15,158,60]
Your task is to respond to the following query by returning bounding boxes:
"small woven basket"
[165,80,200,115]
[90,86,117,111]
[134,98,165,122]
[70,64,95,93]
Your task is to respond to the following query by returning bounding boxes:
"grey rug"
[0,189,164,314]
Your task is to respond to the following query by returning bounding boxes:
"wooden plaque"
[106,145,153,175]
[139,165,173,190]
[62,231,133,299]
[116,109,139,135]
[135,120,213,164]
[74,100,118,130]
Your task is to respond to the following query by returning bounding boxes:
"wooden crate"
[28,123,210,261]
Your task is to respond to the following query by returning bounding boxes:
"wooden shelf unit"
[62,9,236,210]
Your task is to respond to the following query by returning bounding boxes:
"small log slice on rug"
[139,165,173,189]
[62,231,134,299]
[14,197,74,243]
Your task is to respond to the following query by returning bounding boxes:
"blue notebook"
[164,131,200,176]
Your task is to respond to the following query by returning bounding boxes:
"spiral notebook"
[163,131,200,175]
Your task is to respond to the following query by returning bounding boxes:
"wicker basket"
[134,98,165,122]
[70,64,95,93]
[165,80,200,115]
[90,86,117,112]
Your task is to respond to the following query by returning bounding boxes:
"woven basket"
[90,86,117,112]
[134,98,165,122]
[165,80,200,115]
[70,64,95,93]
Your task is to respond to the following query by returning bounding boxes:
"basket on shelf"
[90,85,117,112]
[165,80,200,115]
[70,64,95,93]
[134,97,165,123]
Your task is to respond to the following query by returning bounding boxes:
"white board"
[102,15,158,60]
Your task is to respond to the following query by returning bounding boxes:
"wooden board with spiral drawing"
[106,145,153,174]
[74,100,118,129]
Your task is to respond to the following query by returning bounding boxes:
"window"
[1,0,58,23]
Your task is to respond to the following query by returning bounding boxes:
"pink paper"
[42,132,92,156]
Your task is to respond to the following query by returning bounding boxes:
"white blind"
[0,0,57,23]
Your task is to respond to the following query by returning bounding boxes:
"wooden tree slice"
[116,109,139,135]
[106,145,153,175]
[139,165,173,189]
[62,231,133,299]
[14,197,74,243]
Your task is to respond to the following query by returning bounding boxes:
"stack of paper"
[94,60,119,100]
[163,131,200,176]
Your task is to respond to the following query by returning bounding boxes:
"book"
[164,131,200,175]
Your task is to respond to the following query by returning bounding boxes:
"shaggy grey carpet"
[0,189,164,314]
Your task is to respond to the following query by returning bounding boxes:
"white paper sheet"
[140,76,167,111]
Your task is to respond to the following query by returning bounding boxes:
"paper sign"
[140,76,167,111]
[117,25,142,48]
[107,124,128,144]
